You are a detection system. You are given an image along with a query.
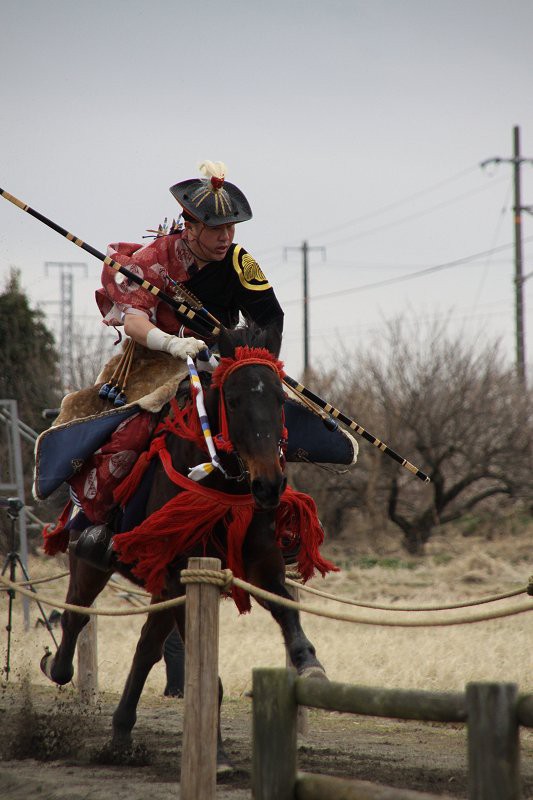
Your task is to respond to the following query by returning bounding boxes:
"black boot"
[69,524,116,571]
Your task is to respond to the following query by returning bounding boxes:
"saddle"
[34,342,189,500]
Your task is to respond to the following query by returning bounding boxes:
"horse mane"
[222,321,268,349]
[220,320,282,356]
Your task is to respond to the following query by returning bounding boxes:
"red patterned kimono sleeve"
[95,238,172,326]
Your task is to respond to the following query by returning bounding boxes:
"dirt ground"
[0,682,532,799]
[0,522,532,798]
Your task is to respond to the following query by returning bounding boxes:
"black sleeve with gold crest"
[232,245,270,290]
[183,243,284,332]
[232,245,284,332]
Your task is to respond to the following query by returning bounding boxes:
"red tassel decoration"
[43,500,73,555]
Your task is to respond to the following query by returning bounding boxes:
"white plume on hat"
[198,160,227,180]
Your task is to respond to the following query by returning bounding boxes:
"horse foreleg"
[41,555,112,685]
[243,513,326,679]
[112,604,175,746]
[263,579,326,679]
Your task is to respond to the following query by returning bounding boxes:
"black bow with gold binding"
[0,187,430,484]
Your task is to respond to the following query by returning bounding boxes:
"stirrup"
[69,524,116,571]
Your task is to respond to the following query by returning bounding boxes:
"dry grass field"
[3,518,531,697]
[0,518,532,798]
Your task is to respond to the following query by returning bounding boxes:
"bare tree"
[69,323,117,390]
[295,319,533,554]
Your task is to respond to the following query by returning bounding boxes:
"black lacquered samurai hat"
[170,160,252,226]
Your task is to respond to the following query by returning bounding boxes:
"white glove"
[146,328,206,359]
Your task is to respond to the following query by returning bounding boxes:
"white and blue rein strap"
[185,349,226,481]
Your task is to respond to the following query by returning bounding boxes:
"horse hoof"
[40,650,54,681]
[299,665,328,681]
[163,687,184,698]
[40,650,73,685]
[216,754,234,776]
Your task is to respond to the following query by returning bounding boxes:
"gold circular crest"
[242,253,266,283]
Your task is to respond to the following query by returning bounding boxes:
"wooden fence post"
[252,667,298,800]
[180,556,221,800]
[466,682,521,800]
[77,605,97,703]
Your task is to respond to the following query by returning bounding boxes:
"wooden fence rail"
[252,668,533,800]
[69,558,533,798]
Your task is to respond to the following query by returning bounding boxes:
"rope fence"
[233,576,533,627]
[285,576,530,611]
[1,567,531,627]
[0,574,185,616]
[6,571,71,588]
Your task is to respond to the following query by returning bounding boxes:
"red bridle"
[211,346,288,460]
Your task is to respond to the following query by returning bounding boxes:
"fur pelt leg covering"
[53,342,189,426]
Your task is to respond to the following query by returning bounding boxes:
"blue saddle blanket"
[34,398,357,500]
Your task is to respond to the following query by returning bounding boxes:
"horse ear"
[264,323,282,359]
[217,325,235,359]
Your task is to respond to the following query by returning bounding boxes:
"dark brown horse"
[40,322,329,767]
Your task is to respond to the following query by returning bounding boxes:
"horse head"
[213,323,287,509]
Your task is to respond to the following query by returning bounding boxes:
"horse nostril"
[251,475,285,508]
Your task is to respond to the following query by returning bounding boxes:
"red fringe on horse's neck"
[113,463,338,613]
[109,359,337,611]
[112,398,206,507]
[44,348,338,609]
[164,397,206,451]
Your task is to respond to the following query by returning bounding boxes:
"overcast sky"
[2,0,533,378]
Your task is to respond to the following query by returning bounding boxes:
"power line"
[315,177,509,250]
[469,177,514,315]
[281,236,533,307]
[281,304,514,346]
[253,163,484,260]
[306,164,482,242]
[296,257,522,272]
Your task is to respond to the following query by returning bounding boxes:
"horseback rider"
[95,159,283,353]
[71,160,284,569]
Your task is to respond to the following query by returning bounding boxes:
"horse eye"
[226,396,239,411]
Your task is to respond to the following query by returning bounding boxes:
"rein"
[184,347,287,482]
[112,433,338,610]
[158,446,255,505]
[113,347,288,505]
[111,360,337,612]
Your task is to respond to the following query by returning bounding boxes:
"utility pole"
[43,261,88,392]
[283,241,326,377]
[481,125,533,385]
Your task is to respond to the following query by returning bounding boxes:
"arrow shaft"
[0,188,217,339]
[1,186,429,483]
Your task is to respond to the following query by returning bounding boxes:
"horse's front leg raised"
[41,554,112,685]
[243,512,326,679]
